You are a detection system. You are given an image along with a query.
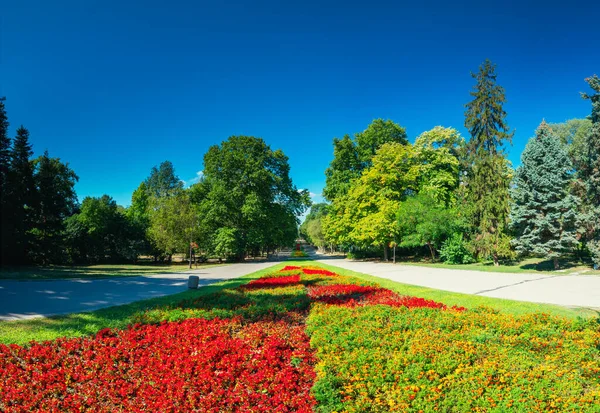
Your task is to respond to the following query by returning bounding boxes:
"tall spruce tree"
[580,75,600,265]
[30,151,79,264]
[7,126,37,263]
[0,97,11,265]
[465,60,514,156]
[510,122,581,270]
[464,60,514,265]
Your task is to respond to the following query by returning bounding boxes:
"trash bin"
[188,275,199,289]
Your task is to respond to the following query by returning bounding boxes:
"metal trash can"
[188,275,199,289]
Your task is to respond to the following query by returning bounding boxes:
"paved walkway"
[315,257,600,309]
[0,262,278,321]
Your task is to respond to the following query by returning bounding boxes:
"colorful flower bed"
[307,304,600,412]
[1,264,599,412]
[0,317,315,412]
[308,284,465,310]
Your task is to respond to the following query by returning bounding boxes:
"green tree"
[548,118,592,173]
[30,151,79,265]
[323,119,408,203]
[144,160,183,198]
[148,190,198,265]
[579,75,600,265]
[465,60,514,156]
[323,135,361,202]
[463,60,514,265]
[213,227,242,260]
[413,126,464,205]
[66,195,139,263]
[0,97,11,264]
[200,136,309,260]
[324,142,420,260]
[300,203,329,249]
[7,126,37,263]
[396,193,463,261]
[355,119,408,166]
[510,122,581,270]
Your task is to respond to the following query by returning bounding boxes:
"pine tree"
[31,151,79,265]
[463,60,514,265]
[579,75,600,265]
[0,98,11,265]
[7,126,37,263]
[465,60,514,156]
[510,122,581,270]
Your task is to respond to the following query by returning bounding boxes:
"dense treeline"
[0,101,308,266]
[303,61,600,269]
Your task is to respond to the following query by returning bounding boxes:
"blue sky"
[1,0,599,207]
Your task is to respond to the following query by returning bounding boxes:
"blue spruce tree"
[509,121,581,270]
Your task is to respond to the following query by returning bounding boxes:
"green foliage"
[413,126,464,205]
[148,190,197,257]
[29,151,79,265]
[465,154,513,263]
[354,118,408,166]
[144,160,183,198]
[323,119,407,203]
[5,126,37,263]
[300,203,329,248]
[0,97,10,265]
[510,122,582,269]
[439,233,474,264]
[323,135,361,202]
[548,118,592,173]
[199,136,309,259]
[397,193,464,260]
[324,142,420,256]
[579,75,600,265]
[66,195,143,263]
[463,61,514,265]
[464,59,514,156]
[213,227,243,260]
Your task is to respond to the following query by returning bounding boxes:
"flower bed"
[2,264,598,413]
[307,284,465,310]
[307,305,600,412]
[0,317,316,413]
[244,274,301,290]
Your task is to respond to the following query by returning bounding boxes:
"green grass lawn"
[396,256,600,275]
[0,262,226,281]
[0,260,596,346]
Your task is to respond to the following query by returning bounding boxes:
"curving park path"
[0,262,278,321]
[314,255,600,310]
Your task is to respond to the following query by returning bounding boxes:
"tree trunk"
[493,253,499,267]
[383,245,389,262]
[427,241,435,262]
[553,257,559,270]
[393,244,396,264]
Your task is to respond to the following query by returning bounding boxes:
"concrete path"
[0,262,277,321]
[315,257,600,309]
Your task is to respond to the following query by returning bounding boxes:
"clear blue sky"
[1,0,598,207]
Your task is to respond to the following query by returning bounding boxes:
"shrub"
[439,233,474,264]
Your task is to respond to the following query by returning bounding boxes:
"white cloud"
[182,170,204,187]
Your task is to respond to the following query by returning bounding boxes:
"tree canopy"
[510,122,581,269]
